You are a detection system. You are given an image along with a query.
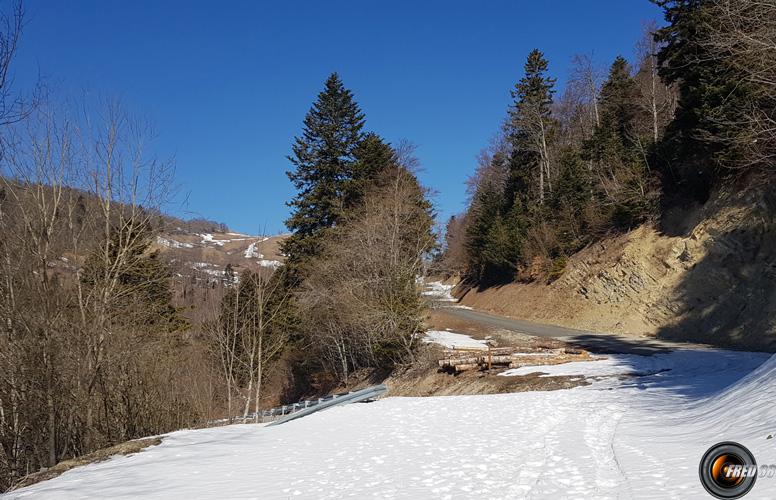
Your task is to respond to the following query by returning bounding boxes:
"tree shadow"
[562,332,682,356]
[561,333,771,400]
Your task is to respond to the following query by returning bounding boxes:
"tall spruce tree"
[507,49,556,206]
[282,73,365,273]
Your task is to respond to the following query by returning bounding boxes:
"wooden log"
[439,356,481,366]
[440,354,516,366]
[443,347,518,356]
[487,347,518,355]
[510,353,555,359]
[451,363,479,372]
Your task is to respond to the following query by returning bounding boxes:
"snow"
[7,349,776,499]
[198,233,224,246]
[422,280,456,302]
[422,281,472,309]
[244,239,273,259]
[423,330,489,350]
[259,259,282,269]
[199,233,256,246]
[190,262,225,277]
[500,352,677,378]
[243,242,262,259]
[155,236,194,249]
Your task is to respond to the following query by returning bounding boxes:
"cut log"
[450,363,479,372]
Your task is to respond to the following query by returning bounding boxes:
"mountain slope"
[153,228,287,285]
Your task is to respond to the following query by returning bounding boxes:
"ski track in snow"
[6,350,776,500]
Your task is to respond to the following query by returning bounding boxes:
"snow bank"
[500,352,675,378]
[422,281,471,308]
[199,233,255,246]
[198,233,224,246]
[422,281,456,301]
[244,242,262,259]
[423,330,489,349]
[190,262,224,277]
[8,350,776,499]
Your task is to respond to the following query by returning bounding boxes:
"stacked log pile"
[439,346,590,373]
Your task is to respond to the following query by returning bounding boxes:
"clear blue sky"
[16,1,662,235]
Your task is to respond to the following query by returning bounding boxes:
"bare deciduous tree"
[569,53,604,132]
[635,21,677,143]
[298,163,434,384]
[701,0,776,167]
[0,101,196,490]
[204,249,291,422]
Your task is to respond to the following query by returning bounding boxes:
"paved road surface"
[438,305,709,355]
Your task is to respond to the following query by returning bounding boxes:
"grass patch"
[10,437,162,491]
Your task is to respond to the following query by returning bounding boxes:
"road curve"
[438,305,705,356]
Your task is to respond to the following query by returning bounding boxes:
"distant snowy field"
[6,348,776,499]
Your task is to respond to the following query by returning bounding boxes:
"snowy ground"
[7,349,776,499]
[422,281,457,302]
[422,280,473,310]
[423,330,489,350]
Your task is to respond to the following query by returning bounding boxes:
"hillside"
[153,227,287,285]
[456,182,776,352]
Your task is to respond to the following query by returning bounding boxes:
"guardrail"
[210,385,388,427]
[265,384,388,426]
[209,385,388,427]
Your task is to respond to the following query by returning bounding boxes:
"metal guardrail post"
[266,384,388,427]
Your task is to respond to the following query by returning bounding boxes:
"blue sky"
[16,1,663,234]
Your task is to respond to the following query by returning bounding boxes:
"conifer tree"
[224,263,235,285]
[586,56,656,229]
[507,49,556,205]
[282,73,365,272]
[465,151,519,283]
[82,221,186,334]
[587,56,643,166]
[345,132,393,209]
[653,0,753,200]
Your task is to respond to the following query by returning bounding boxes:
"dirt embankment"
[334,310,592,398]
[458,183,776,352]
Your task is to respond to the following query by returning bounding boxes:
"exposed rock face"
[655,187,776,350]
[458,184,776,352]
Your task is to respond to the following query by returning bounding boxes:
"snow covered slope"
[6,350,775,499]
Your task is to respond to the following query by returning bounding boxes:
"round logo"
[699,442,757,499]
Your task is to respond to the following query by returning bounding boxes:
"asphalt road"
[438,305,705,355]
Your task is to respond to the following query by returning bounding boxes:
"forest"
[2,0,775,492]
[441,0,776,287]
